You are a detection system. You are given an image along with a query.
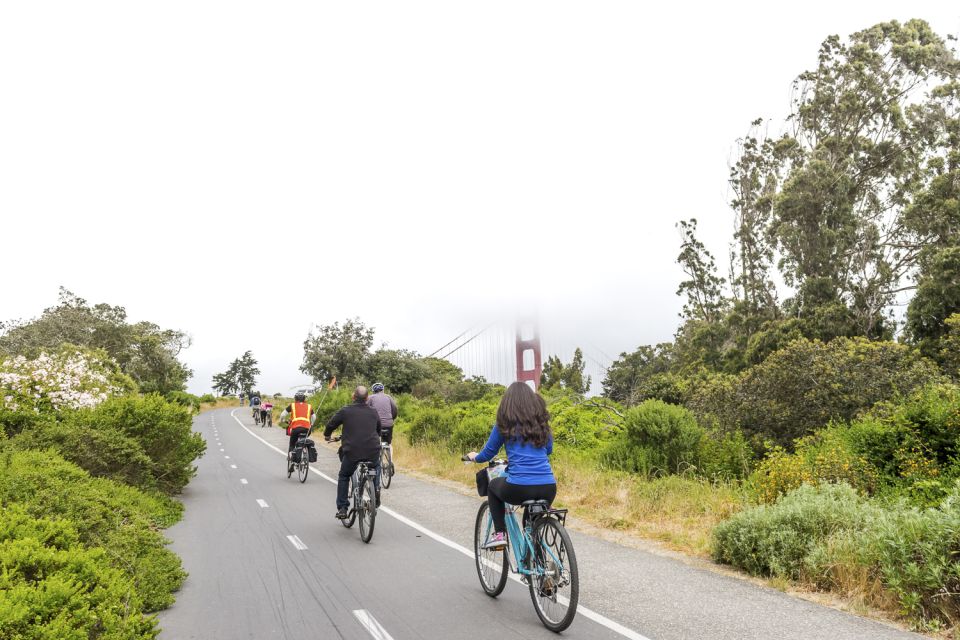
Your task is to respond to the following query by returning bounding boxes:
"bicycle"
[260,408,272,428]
[379,440,394,489]
[252,406,261,425]
[465,457,579,632]
[331,436,378,543]
[286,433,311,483]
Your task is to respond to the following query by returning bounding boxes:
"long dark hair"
[496,382,551,447]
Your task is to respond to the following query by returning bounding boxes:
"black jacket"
[324,401,382,462]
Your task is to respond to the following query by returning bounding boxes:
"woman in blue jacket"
[466,381,556,549]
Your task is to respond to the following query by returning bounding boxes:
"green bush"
[697,429,755,480]
[602,400,704,475]
[199,393,216,404]
[688,337,942,447]
[547,395,621,448]
[70,394,206,495]
[0,505,159,639]
[712,483,874,579]
[10,420,157,491]
[0,449,186,612]
[407,407,457,446]
[165,391,201,412]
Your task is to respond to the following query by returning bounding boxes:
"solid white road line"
[287,535,308,551]
[240,479,248,484]
[353,610,395,640]
[256,499,269,508]
[228,409,652,640]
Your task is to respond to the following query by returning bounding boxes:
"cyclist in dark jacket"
[325,386,382,519]
[466,382,556,549]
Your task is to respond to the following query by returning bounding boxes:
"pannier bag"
[305,439,318,463]
[475,463,507,496]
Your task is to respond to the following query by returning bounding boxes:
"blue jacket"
[475,424,555,485]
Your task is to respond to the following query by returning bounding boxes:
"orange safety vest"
[287,402,312,435]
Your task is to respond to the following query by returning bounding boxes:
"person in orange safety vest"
[279,391,316,470]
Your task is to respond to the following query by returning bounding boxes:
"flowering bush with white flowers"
[0,346,135,413]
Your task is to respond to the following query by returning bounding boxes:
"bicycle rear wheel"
[342,476,357,528]
[358,476,377,543]
[380,448,393,489]
[474,502,508,597]
[298,449,309,483]
[528,517,579,632]
[286,452,293,478]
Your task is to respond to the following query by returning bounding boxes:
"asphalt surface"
[158,408,925,640]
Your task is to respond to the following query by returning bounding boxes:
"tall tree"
[676,219,727,324]
[540,348,591,395]
[0,288,192,394]
[300,318,375,383]
[770,20,960,338]
[211,351,259,396]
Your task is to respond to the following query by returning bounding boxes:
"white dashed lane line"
[256,499,269,508]
[230,464,237,469]
[286,535,307,550]
[353,610,395,640]
[240,479,248,485]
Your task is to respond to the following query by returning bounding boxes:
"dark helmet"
[294,391,306,402]
[372,382,385,393]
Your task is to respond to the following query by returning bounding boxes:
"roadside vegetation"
[0,295,206,638]
[291,20,960,634]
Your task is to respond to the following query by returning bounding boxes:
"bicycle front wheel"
[380,448,393,489]
[528,517,579,632]
[474,502,508,597]
[358,477,377,543]
[298,450,309,483]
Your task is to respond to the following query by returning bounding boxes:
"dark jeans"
[487,477,557,533]
[380,426,394,445]
[337,455,381,510]
[288,427,309,452]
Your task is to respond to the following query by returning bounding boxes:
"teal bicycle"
[466,457,580,632]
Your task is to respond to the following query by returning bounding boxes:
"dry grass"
[199,398,242,412]
[391,436,749,557]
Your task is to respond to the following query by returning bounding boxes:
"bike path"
[158,408,627,640]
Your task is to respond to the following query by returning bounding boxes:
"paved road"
[158,408,924,640]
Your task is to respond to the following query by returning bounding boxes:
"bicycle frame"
[489,505,565,579]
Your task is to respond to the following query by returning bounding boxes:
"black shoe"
[336,508,348,519]
[375,490,381,508]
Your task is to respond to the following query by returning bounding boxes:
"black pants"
[288,427,309,452]
[487,477,557,533]
[337,455,381,510]
[380,426,394,445]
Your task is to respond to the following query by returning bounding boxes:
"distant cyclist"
[324,386,382,518]
[250,392,262,419]
[367,382,398,444]
[465,382,556,549]
[259,400,273,427]
[279,392,315,472]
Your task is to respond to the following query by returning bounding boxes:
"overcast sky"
[2,2,958,395]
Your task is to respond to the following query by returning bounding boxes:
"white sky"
[2,2,958,394]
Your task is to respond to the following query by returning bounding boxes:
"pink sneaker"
[482,531,507,549]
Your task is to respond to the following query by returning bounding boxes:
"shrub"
[165,390,201,412]
[0,449,185,612]
[547,395,621,448]
[10,420,157,491]
[72,394,206,494]
[688,337,942,447]
[0,506,159,639]
[697,429,755,480]
[712,483,873,579]
[199,393,216,404]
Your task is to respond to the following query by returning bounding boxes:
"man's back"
[325,402,381,461]
[368,393,397,427]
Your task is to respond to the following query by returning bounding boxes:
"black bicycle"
[252,406,262,425]
[260,408,272,428]
[332,437,378,543]
[287,434,311,483]
[379,440,394,489]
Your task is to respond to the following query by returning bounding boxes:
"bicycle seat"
[521,500,550,507]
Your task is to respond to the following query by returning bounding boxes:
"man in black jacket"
[324,386,382,518]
